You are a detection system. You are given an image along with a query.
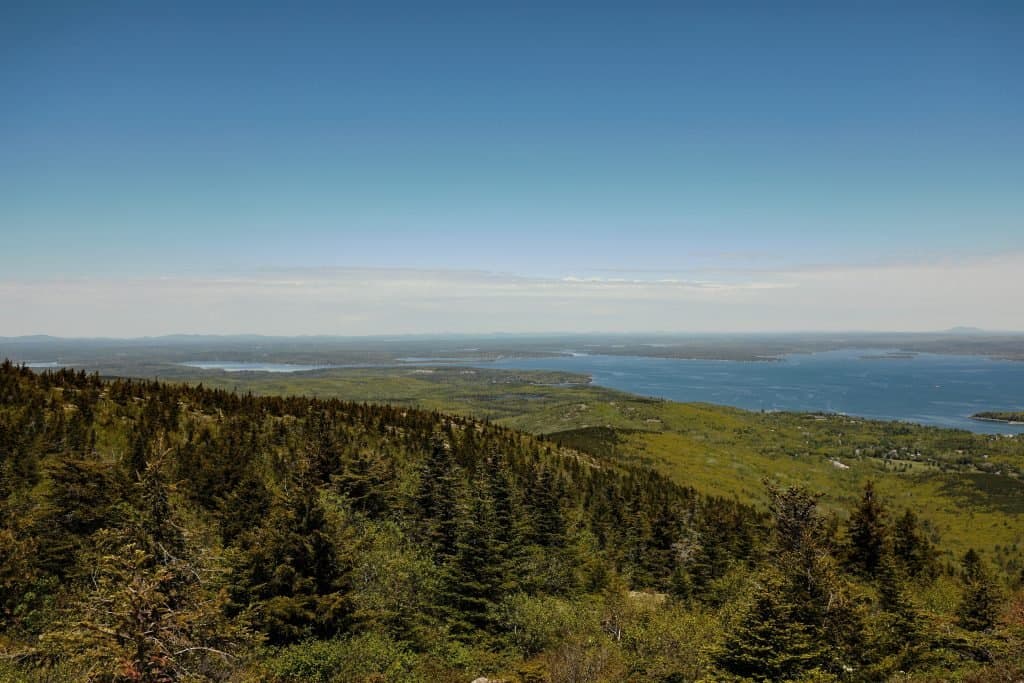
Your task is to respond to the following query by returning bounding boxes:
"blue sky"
[2,2,1022,334]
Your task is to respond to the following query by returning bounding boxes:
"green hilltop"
[3,361,1022,681]
[180,364,1024,563]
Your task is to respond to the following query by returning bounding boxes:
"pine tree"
[957,549,1000,632]
[526,464,566,548]
[229,475,351,644]
[718,484,867,680]
[414,434,464,562]
[217,469,272,546]
[331,447,395,517]
[304,411,342,483]
[644,499,680,589]
[893,508,936,579]
[716,571,829,681]
[0,518,39,632]
[134,457,184,560]
[35,457,123,577]
[870,555,927,675]
[126,423,150,478]
[483,450,528,592]
[40,529,249,682]
[846,480,888,576]
[444,473,504,636]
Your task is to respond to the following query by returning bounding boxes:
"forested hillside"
[1,361,1021,682]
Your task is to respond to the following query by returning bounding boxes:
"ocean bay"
[481,349,1024,434]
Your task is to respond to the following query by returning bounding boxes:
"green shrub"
[264,632,419,683]
[489,593,598,656]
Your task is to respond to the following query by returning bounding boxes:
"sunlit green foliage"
[0,360,1021,681]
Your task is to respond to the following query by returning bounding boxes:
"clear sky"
[2,1,1022,335]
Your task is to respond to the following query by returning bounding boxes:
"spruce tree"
[846,480,888,576]
[415,434,463,563]
[484,450,527,592]
[644,499,680,589]
[526,464,566,548]
[134,457,184,560]
[893,508,936,579]
[957,549,1000,632]
[217,469,272,546]
[35,457,122,577]
[445,472,504,636]
[716,571,829,681]
[870,555,927,675]
[229,474,350,644]
[332,446,395,516]
[718,484,866,680]
[41,529,249,681]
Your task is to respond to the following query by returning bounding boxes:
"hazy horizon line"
[4,328,1023,342]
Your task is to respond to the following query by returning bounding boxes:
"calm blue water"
[480,349,1024,434]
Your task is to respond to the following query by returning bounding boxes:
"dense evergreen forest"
[1,361,1021,682]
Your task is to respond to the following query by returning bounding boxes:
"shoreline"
[971,415,1024,425]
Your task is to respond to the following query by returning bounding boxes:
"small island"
[972,410,1024,425]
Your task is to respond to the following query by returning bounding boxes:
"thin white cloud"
[1,253,1022,336]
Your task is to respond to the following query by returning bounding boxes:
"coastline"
[971,415,1024,425]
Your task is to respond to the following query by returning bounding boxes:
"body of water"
[180,361,338,373]
[481,349,1024,434]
